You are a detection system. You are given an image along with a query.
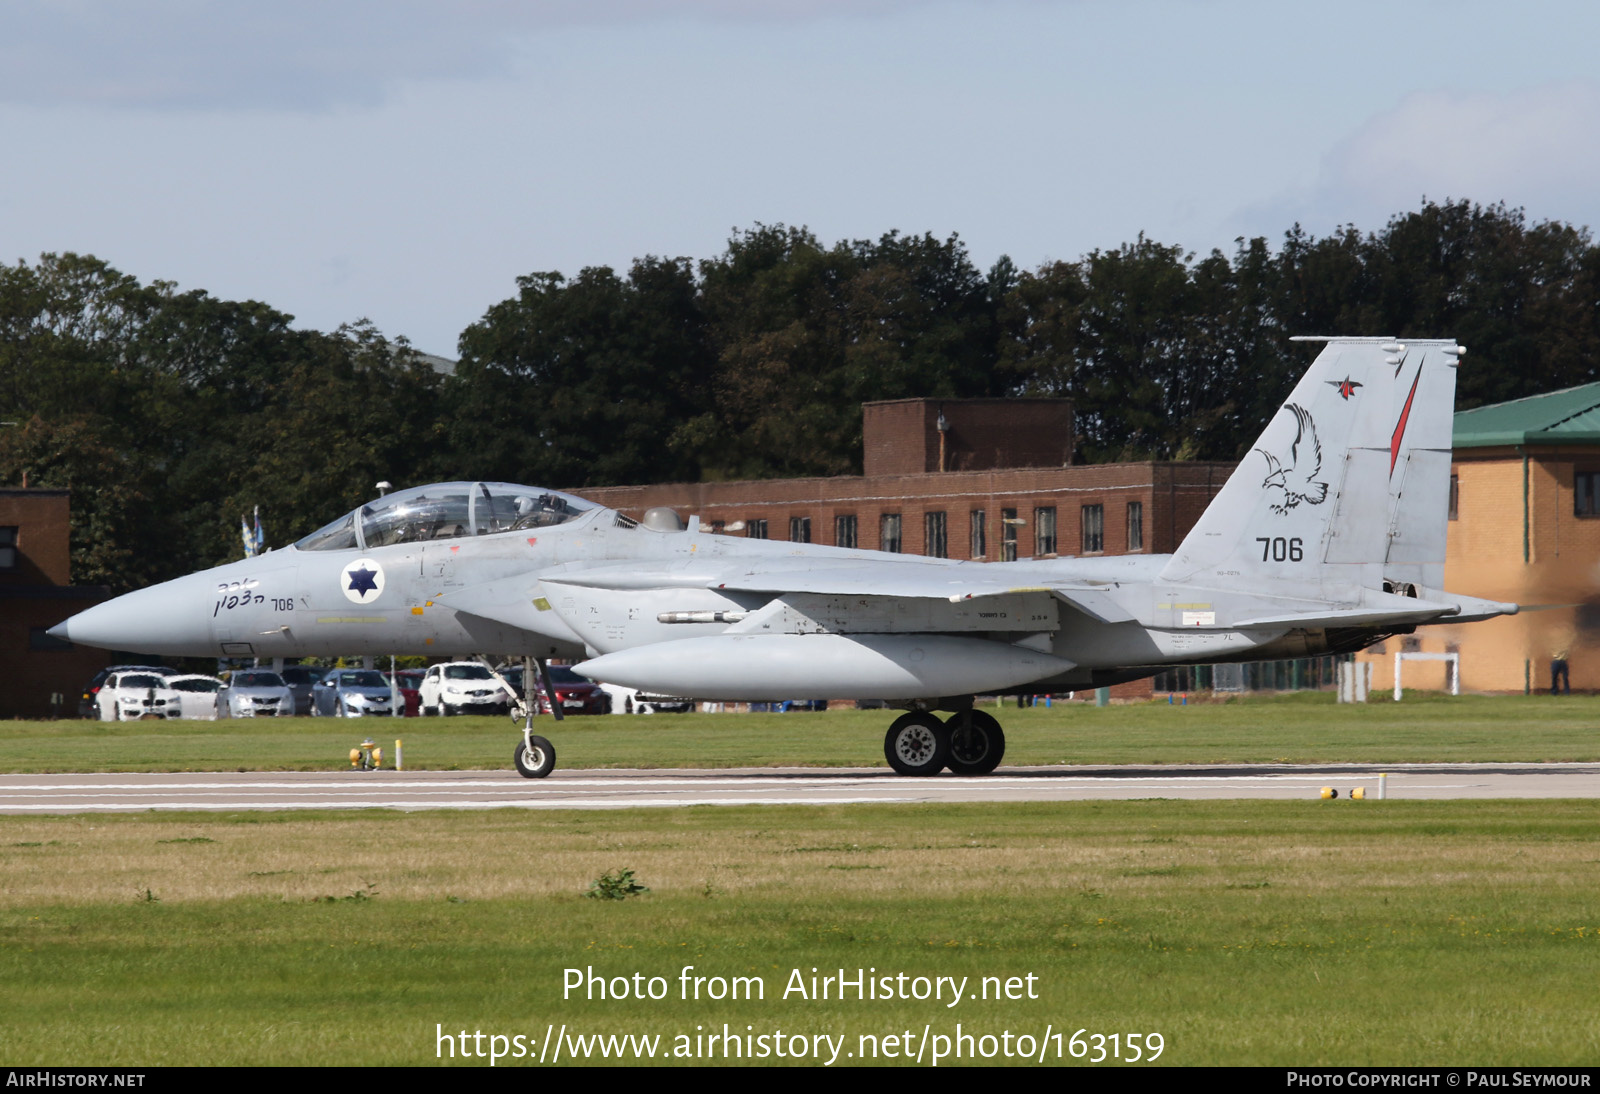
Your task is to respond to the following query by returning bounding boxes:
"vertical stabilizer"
[1159,337,1461,595]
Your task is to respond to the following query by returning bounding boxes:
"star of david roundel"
[341,558,386,604]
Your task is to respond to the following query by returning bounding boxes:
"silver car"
[311,669,398,718]
[218,670,294,718]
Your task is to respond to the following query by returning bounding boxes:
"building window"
[0,526,15,570]
[746,519,768,539]
[1448,475,1459,521]
[1034,507,1057,556]
[925,511,947,558]
[835,514,857,549]
[789,516,811,543]
[1127,501,1143,551]
[1001,508,1019,561]
[880,513,902,553]
[970,509,986,558]
[1577,473,1595,516]
[1081,504,1104,553]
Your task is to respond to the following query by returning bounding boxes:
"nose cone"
[50,572,220,656]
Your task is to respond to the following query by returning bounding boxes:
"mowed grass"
[1,800,1598,1066]
[2,692,1599,772]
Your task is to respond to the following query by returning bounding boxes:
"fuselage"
[53,483,1357,698]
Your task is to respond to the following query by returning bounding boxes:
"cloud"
[1242,81,1600,239]
[0,0,929,111]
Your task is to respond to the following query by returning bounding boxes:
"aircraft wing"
[542,558,1139,624]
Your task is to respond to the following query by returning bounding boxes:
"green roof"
[1453,382,1600,448]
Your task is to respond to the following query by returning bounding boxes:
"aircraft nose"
[49,573,217,655]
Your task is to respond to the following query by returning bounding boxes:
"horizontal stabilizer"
[1234,594,1517,630]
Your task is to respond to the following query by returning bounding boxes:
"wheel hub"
[894,725,938,764]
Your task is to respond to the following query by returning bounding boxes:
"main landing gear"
[883,708,1006,777]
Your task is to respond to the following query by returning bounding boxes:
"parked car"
[280,665,327,716]
[501,664,611,715]
[598,683,692,715]
[80,664,179,718]
[94,670,184,721]
[385,669,424,717]
[419,662,513,716]
[539,665,611,715]
[165,674,223,720]
[218,669,295,718]
[311,669,399,717]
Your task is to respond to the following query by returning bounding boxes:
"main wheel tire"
[883,712,949,776]
[513,735,556,778]
[945,710,1006,775]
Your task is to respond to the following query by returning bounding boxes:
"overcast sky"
[3,0,1598,356]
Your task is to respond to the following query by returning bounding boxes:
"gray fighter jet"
[50,337,1516,778]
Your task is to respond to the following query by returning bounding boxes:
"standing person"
[1551,632,1573,696]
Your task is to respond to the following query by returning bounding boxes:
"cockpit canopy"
[295,482,596,552]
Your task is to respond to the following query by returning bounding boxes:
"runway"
[0,763,1594,813]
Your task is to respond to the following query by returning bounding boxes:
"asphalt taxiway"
[0,763,1594,813]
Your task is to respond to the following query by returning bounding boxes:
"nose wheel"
[513,734,556,778]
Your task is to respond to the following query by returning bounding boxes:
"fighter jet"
[50,337,1516,778]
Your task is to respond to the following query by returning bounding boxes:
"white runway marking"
[0,764,1590,813]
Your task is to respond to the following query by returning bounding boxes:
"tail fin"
[1160,337,1462,594]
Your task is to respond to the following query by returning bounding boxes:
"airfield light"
[1351,787,1366,800]
[1320,787,1337,799]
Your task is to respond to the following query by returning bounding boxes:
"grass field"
[2,799,1598,1066]
[6,694,1598,1067]
[3,692,1599,773]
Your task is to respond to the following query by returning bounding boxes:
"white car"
[218,669,295,718]
[95,671,184,721]
[598,683,694,715]
[419,662,513,716]
[165,674,223,720]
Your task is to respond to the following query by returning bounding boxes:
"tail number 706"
[1256,536,1304,562]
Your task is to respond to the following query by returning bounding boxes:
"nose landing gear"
[511,655,564,779]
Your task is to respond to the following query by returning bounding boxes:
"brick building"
[576,399,1234,699]
[1352,383,1600,695]
[578,398,1233,564]
[0,490,111,718]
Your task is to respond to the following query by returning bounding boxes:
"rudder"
[1160,336,1462,595]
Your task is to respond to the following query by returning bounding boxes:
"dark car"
[280,665,327,716]
[79,664,178,718]
[498,664,610,715]
[385,669,424,717]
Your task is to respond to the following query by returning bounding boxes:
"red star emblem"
[1327,377,1363,400]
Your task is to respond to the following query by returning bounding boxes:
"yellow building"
[1359,383,1600,694]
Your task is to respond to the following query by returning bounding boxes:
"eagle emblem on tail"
[1256,403,1328,514]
